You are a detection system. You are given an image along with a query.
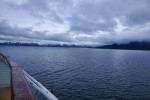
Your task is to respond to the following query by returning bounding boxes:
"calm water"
[1,46,150,100]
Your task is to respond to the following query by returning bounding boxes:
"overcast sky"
[0,0,150,45]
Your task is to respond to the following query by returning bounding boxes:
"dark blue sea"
[1,46,150,100]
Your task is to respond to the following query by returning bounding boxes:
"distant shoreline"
[1,42,150,51]
[97,41,150,51]
[0,43,91,48]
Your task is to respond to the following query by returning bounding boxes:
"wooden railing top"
[0,53,35,100]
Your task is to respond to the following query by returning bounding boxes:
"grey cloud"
[1,0,150,45]
[5,0,150,31]
[70,0,150,32]
[0,20,73,43]
[5,0,73,22]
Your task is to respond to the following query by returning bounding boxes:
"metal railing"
[22,70,58,100]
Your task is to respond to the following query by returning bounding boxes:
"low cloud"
[0,20,73,43]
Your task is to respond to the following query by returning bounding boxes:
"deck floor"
[0,87,11,100]
[0,56,11,100]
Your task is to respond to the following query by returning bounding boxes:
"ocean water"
[0,46,150,100]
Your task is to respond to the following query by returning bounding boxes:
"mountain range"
[98,42,150,50]
[0,42,91,48]
[1,42,150,50]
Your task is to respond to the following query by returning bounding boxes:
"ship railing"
[22,70,58,100]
